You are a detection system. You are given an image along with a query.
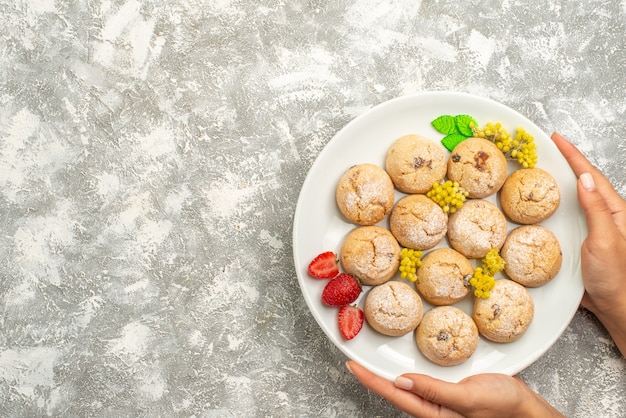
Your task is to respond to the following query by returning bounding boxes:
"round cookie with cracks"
[416,306,479,366]
[385,134,448,194]
[364,281,424,337]
[340,225,401,286]
[473,279,534,343]
[501,225,562,287]
[447,137,508,198]
[415,248,473,306]
[336,163,395,225]
[389,194,448,251]
[500,168,560,224]
[447,199,507,259]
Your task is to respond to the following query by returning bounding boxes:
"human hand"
[551,132,626,356]
[346,361,564,417]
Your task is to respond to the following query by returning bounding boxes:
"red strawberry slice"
[338,305,364,340]
[321,273,361,306]
[308,251,339,279]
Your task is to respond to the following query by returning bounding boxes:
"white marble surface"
[0,1,624,417]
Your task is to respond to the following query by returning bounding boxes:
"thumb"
[577,172,616,243]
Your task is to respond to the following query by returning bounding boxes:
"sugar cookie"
[336,163,395,225]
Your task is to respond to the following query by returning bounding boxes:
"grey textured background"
[0,0,624,417]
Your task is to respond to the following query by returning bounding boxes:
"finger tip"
[551,131,564,141]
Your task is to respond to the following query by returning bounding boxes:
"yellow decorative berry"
[426,180,469,214]
[468,249,504,299]
[472,123,538,168]
[469,267,495,299]
[399,248,422,282]
[513,127,538,168]
[472,122,511,149]
[481,248,505,276]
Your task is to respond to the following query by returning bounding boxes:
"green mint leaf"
[441,133,469,151]
[455,115,478,137]
[431,115,457,135]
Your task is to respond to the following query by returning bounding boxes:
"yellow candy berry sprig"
[398,248,422,283]
[472,122,538,168]
[426,180,469,214]
[511,127,538,168]
[481,248,505,276]
[469,267,495,299]
[469,248,505,299]
[472,121,511,148]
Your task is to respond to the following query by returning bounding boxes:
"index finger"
[551,132,601,178]
[551,132,624,210]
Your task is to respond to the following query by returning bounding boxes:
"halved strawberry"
[338,305,364,340]
[321,273,361,306]
[308,251,339,279]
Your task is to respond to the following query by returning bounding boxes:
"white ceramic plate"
[292,91,586,383]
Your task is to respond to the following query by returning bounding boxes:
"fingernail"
[395,376,414,390]
[345,362,355,375]
[580,173,596,191]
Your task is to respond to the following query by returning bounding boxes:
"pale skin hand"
[551,132,626,357]
[345,133,626,417]
[346,361,564,418]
